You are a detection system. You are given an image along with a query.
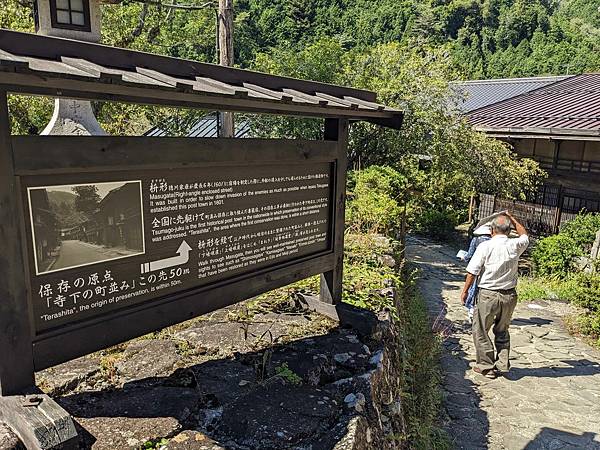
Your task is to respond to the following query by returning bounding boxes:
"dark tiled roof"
[145,114,251,138]
[452,75,573,113]
[466,74,600,137]
[0,29,403,129]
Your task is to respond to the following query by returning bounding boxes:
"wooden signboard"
[6,133,345,374]
[1,122,348,448]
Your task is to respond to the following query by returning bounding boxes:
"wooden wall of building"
[507,138,600,193]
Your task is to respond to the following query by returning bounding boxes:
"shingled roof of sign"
[461,73,600,138]
[0,29,403,129]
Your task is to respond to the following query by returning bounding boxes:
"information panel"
[22,162,333,333]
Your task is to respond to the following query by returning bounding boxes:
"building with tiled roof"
[451,75,573,113]
[454,74,600,232]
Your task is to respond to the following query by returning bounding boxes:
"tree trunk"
[218,0,234,137]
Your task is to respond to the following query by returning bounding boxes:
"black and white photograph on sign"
[28,180,145,275]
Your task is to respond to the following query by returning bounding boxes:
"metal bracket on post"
[320,118,349,305]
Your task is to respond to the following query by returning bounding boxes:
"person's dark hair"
[491,215,511,235]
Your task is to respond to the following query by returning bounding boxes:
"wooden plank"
[0,49,29,68]
[315,92,360,109]
[243,83,293,102]
[0,394,78,449]
[24,58,93,78]
[135,67,195,92]
[282,88,326,105]
[0,29,378,102]
[0,91,36,396]
[314,92,355,108]
[320,118,348,305]
[33,252,334,370]
[343,96,386,111]
[195,76,249,97]
[62,57,171,87]
[12,136,338,175]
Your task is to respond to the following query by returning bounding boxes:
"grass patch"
[518,274,600,347]
[517,276,577,302]
[398,274,451,450]
[141,437,169,449]
[274,362,303,385]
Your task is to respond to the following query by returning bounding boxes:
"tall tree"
[72,186,101,220]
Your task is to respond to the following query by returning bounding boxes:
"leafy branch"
[105,0,215,11]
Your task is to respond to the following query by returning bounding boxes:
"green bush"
[412,209,458,239]
[560,212,600,252]
[566,273,600,313]
[531,234,582,279]
[568,273,600,343]
[517,276,557,301]
[576,314,600,345]
[346,166,406,234]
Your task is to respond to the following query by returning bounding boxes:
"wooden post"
[0,91,35,396]
[320,118,348,304]
[552,140,561,170]
[218,0,234,138]
[554,184,564,233]
[0,91,79,450]
[468,192,475,224]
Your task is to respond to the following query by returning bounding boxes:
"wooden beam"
[0,91,36,396]
[0,71,402,125]
[0,394,78,449]
[320,118,348,305]
[12,136,338,175]
[553,140,561,169]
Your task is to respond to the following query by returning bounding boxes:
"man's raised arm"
[507,212,527,236]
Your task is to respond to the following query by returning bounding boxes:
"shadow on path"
[525,428,600,450]
[512,317,553,327]
[504,359,600,381]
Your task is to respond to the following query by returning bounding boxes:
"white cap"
[473,225,492,236]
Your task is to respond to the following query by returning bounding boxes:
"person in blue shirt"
[460,225,492,323]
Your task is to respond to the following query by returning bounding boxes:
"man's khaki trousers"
[472,288,518,372]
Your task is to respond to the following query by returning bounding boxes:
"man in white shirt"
[460,212,529,378]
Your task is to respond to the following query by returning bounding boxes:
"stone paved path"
[407,236,600,450]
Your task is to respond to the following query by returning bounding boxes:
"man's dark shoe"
[473,367,497,379]
[494,368,509,377]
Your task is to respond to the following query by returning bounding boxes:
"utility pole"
[218,0,234,137]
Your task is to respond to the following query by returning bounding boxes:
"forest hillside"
[0,0,583,222]
[2,0,599,80]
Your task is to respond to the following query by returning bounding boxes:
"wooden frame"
[0,92,36,396]
[1,112,349,391]
[12,135,343,371]
[49,0,92,33]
